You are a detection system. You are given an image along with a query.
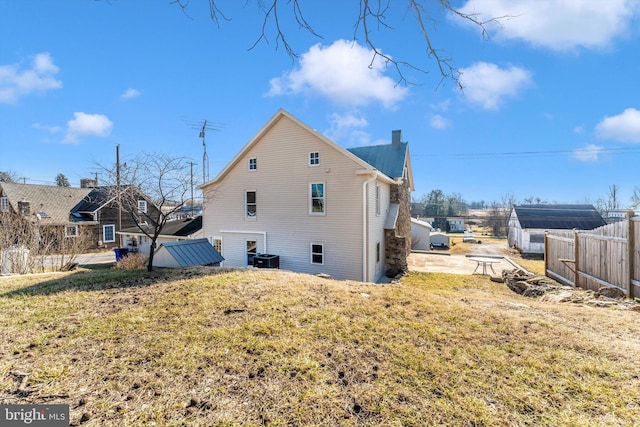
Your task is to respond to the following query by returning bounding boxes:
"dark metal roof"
[156,238,224,267]
[71,186,115,213]
[119,216,202,237]
[513,204,606,230]
[347,142,408,180]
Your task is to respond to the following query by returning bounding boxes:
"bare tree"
[169,0,505,88]
[486,193,515,237]
[631,186,640,204]
[99,152,192,271]
[0,170,18,183]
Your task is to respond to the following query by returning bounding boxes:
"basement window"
[311,243,324,265]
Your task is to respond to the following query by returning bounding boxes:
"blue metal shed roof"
[347,142,408,180]
[156,238,224,267]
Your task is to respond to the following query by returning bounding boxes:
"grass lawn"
[1,267,639,426]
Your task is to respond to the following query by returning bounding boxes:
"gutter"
[362,172,377,282]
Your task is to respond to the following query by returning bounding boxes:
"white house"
[508,204,606,254]
[200,109,414,282]
[446,217,465,232]
[411,218,433,251]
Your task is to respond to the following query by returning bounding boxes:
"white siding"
[365,179,389,281]
[203,116,369,280]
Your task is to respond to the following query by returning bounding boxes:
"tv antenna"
[183,118,223,185]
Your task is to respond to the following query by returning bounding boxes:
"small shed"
[411,217,433,251]
[508,204,606,254]
[430,232,450,249]
[153,238,224,268]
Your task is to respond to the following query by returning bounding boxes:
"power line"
[413,146,640,159]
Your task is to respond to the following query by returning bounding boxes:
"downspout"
[362,172,377,282]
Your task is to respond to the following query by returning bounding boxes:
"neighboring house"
[153,238,224,268]
[411,217,433,251]
[633,200,640,216]
[118,216,203,254]
[70,185,162,250]
[446,217,465,232]
[508,204,606,254]
[200,109,414,282]
[0,182,93,241]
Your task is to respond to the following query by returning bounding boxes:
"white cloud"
[457,0,640,51]
[120,88,141,99]
[430,114,451,129]
[573,144,604,162]
[267,39,408,108]
[32,122,63,134]
[0,52,62,103]
[325,111,370,144]
[64,112,113,144]
[595,108,640,143]
[458,62,532,110]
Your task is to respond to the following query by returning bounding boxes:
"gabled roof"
[154,238,224,267]
[347,140,414,190]
[71,186,121,213]
[513,204,606,230]
[200,109,402,189]
[0,182,91,225]
[119,216,202,237]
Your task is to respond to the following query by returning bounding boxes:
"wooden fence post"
[574,229,580,289]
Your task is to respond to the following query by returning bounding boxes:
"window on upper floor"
[311,243,324,265]
[138,200,147,214]
[309,152,319,166]
[375,184,381,216]
[246,191,257,219]
[310,183,325,215]
[0,197,8,212]
[249,158,257,171]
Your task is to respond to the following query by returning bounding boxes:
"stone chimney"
[392,129,402,148]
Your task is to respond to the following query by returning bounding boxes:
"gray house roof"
[119,216,202,238]
[153,238,224,268]
[0,182,91,225]
[513,204,606,230]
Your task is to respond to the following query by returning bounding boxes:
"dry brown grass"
[1,268,639,426]
[112,253,149,270]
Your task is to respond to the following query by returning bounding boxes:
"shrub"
[113,253,148,270]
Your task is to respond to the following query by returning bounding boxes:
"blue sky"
[1,0,639,206]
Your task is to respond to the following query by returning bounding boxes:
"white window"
[311,243,324,265]
[375,184,380,216]
[246,191,257,219]
[0,197,8,212]
[65,225,78,238]
[310,183,325,215]
[248,158,257,171]
[138,200,147,214]
[103,224,115,243]
[212,238,222,253]
[309,152,319,166]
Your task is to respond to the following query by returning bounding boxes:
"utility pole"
[116,144,122,235]
[189,161,195,217]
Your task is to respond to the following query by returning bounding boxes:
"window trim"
[310,243,324,265]
[248,158,257,171]
[103,224,116,243]
[309,182,326,215]
[245,190,257,220]
[0,196,8,212]
[64,224,78,238]
[309,151,320,166]
[138,200,148,214]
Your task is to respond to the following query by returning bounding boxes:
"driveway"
[408,240,517,275]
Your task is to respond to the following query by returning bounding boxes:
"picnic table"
[468,256,501,276]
